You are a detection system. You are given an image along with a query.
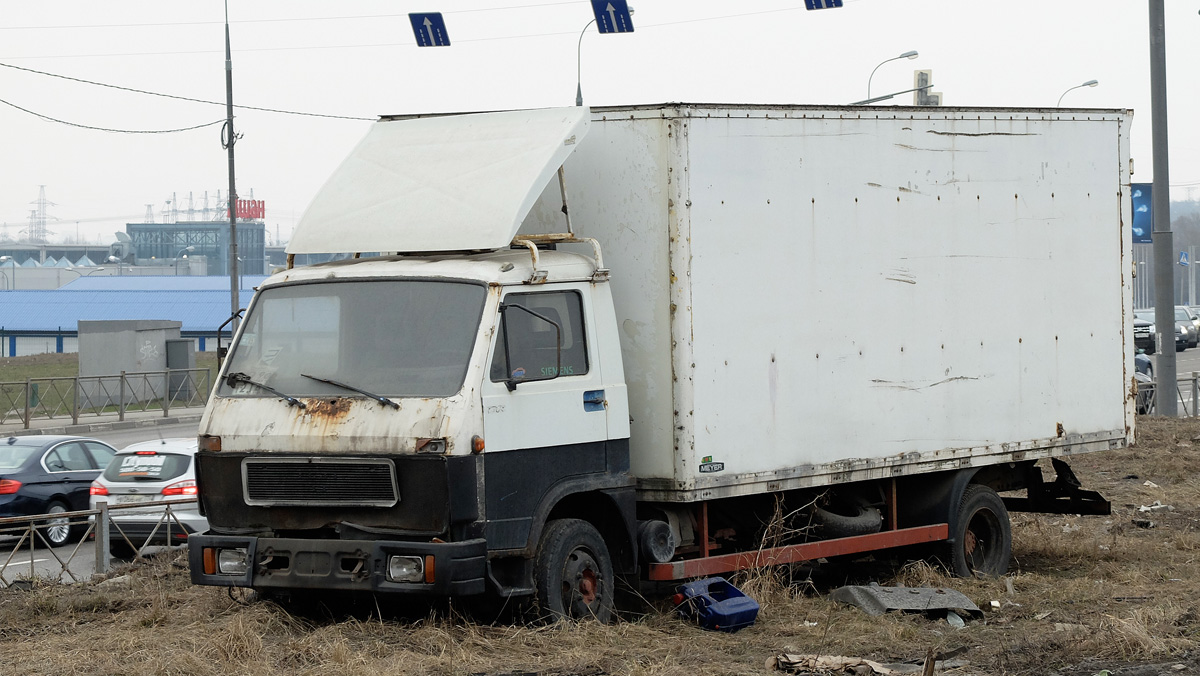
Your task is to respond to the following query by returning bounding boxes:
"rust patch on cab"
[307,397,352,421]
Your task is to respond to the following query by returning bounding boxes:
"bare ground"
[1,417,1199,676]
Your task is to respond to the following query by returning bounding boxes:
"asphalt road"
[0,421,200,585]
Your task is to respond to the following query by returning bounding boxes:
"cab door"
[480,285,609,452]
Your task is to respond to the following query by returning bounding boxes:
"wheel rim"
[45,505,70,546]
[561,547,604,618]
[962,508,1002,576]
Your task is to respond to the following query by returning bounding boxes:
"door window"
[45,443,92,472]
[490,291,588,383]
[83,442,116,469]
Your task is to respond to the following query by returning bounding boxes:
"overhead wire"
[0,62,373,121]
[0,97,224,134]
[0,1,587,30]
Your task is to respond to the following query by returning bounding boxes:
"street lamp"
[106,256,125,276]
[575,6,633,107]
[1056,79,1099,107]
[175,246,195,276]
[867,50,918,100]
[0,256,14,290]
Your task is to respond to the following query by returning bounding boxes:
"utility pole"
[224,1,241,326]
[1149,0,1175,415]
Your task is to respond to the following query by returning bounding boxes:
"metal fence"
[0,368,211,429]
[1137,371,1200,417]
[0,499,197,587]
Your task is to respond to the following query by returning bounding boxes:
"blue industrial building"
[0,275,266,357]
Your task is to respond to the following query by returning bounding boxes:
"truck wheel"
[534,518,614,623]
[945,484,1011,578]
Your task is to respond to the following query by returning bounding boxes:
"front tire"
[944,485,1011,578]
[534,518,614,623]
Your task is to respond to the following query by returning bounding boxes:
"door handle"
[583,390,606,412]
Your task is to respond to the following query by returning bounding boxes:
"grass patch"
[1,418,1198,675]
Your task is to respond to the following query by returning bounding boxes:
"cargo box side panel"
[675,111,1128,498]
[519,114,678,481]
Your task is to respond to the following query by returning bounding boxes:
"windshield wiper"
[225,372,307,409]
[300,373,400,409]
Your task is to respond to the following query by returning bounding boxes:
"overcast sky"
[1,0,1198,246]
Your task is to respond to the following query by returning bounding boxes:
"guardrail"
[0,499,197,587]
[1137,371,1200,417]
[0,368,211,429]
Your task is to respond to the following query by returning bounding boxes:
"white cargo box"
[517,104,1135,502]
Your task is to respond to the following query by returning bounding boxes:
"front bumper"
[188,534,487,596]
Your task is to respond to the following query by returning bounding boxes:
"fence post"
[119,371,126,422]
[72,376,79,425]
[23,377,30,429]
[96,501,110,575]
[1185,374,1195,417]
[162,368,170,418]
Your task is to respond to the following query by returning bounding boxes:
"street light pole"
[0,256,12,290]
[1149,0,1176,415]
[1056,79,1099,107]
[224,0,241,327]
[867,50,918,100]
[575,6,633,107]
[575,18,596,106]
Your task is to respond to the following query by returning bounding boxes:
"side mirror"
[498,303,563,392]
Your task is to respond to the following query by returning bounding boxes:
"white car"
[89,438,206,558]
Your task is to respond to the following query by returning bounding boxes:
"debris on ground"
[829,584,982,620]
[1137,501,1174,513]
[673,576,759,632]
[768,654,894,675]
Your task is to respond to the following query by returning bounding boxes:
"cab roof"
[262,249,600,288]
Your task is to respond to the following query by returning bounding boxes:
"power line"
[0,5,814,61]
[0,62,374,121]
[0,2,586,31]
[0,97,224,133]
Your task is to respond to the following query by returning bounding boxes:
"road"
[0,421,199,585]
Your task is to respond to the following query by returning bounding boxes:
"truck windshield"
[219,280,487,399]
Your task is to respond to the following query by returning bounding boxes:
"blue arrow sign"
[409,13,450,47]
[590,0,635,34]
[805,0,844,8]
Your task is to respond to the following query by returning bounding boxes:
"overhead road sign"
[590,0,635,33]
[409,13,450,47]
[805,0,843,9]
[1131,183,1153,243]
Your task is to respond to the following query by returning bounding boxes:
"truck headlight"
[387,555,424,582]
[217,548,248,575]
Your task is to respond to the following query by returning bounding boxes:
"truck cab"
[191,246,637,619]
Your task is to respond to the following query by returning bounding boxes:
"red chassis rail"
[646,524,949,581]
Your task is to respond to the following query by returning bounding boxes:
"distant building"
[126,220,266,275]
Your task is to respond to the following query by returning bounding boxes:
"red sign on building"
[230,199,266,220]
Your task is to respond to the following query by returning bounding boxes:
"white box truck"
[189,104,1134,620]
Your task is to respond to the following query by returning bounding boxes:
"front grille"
[242,458,399,507]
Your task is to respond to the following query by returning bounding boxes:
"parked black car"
[0,435,117,546]
[1134,317,1156,354]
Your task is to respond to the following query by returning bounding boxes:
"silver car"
[88,438,206,558]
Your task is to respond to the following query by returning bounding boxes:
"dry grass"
[2,418,1200,675]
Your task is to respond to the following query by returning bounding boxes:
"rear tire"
[40,501,78,548]
[534,518,614,623]
[944,485,1011,578]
